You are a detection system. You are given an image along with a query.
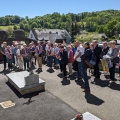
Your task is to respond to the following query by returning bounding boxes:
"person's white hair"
[54,43,58,46]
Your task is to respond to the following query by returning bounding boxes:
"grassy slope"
[0,25,14,30]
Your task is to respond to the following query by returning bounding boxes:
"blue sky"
[0,0,120,18]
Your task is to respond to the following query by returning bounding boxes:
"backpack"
[89,51,97,66]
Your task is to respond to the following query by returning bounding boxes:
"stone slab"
[71,112,101,120]
[6,71,45,95]
[24,74,39,86]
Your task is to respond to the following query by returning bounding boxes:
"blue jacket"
[13,47,17,56]
[81,47,92,68]
[60,50,68,64]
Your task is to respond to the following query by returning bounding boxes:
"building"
[28,29,71,44]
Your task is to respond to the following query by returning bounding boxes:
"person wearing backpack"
[81,42,92,92]
[92,40,102,79]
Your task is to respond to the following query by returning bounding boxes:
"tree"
[19,23,25,30]
[25,16,29,21]
[4,17,10,26]
[13,25,17,30]
[7,27,13,36]
[31,22,37,29]
[24,24,30,32]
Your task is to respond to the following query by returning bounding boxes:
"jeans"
[7,58,12,69]
[23,58,29,69]
[77,61,82,78]
[47,56,53,67]
[82,67,90,89]
[109,63,115,81]
[12,54,15,64]
[55,57,59,65]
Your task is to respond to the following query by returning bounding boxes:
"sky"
[0,0,120,18]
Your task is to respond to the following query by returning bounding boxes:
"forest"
[0,10,120,39]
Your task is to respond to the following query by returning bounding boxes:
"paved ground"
[0,63,120,120]
[0,73,77,120]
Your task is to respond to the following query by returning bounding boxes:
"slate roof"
[32,29,65,43]
[13,29,25,39]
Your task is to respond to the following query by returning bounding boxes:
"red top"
[47,47,51,56]
[68,50,74,63]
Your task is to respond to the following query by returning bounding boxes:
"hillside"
[0,10,120,40]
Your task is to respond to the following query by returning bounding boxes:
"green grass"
[0,25,14,30]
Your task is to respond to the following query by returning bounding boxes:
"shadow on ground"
[108,82,120,91]
[91,78,109,87]
[85,92,104,106]
[6,81,44,99]
[47,68,55,73]
[61,79,70,85]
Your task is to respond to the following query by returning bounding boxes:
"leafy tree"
[7,27,13,35]
[31,22,37,29]
[13,25,17,30]
[24,24,30,32]
[19,23,25,30]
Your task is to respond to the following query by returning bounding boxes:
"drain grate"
[0,100,15,109]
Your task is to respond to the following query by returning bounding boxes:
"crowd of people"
[1,40,120,92]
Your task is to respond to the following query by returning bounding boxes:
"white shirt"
[45,44,49,51]
[74,45,84,62]
[16,49,20,56]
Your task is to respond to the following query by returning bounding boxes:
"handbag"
[72,60,78,71]
[111,57,119,63]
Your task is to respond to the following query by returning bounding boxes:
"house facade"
[28,29,71,44]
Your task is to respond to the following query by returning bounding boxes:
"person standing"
[1,42,7,71]
[16,45,23,70]
[54,43,59,66]
[11,41,15,65]
[35,41,43,69]
[92,40,102,79]
[29,43,35,66]
[74,41,84,80]
[42,41,46,63]
[101,41,109,74]
[47,43,54,69]
[5,46,13,71]
[81,42,92,92]
[106,41,118,83]
[13,43,18,66]
[67,45,74,75]
[21,44,30,70]
[59,44,68,79]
